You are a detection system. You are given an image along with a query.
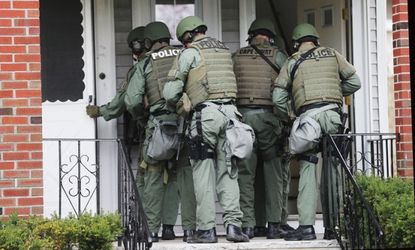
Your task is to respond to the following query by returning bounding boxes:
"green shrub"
[0,213,122,250]
[357,175,415,248]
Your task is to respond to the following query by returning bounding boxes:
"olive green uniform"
[273,43,361,226]
[125,43,181,233]
[233,38,288,227]
[164,35,243,230]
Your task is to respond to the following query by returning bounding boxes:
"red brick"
[18,179,42,187]
[1,63,27,71]
[28,27,39,35]
[0,1,11,8]
[394,65,410,74]
[29,63,41,71]
[31,188,43,196]
[0,180,15,188]
[17,143,42,151]
[0,107,13,115]
[15,54,40,62]
[2,116,28,124]
[3,99,29,107]
[0,45,25,53]
[3,189,30,197]
[31,134,42,142]
[16,90,41,98]
[13,1,39,9]
[398,108,412,116]
[395,100,411,108]
[0,162,14,170]
[28,45,40,53]
[0,126,14,133]
[17,161,42,169]
[0,198,16,206]
[30,98,42,106]
[31,151,42,159]
[392,0,407,5]
[3,170,30,178]
[398,125,412,133]
[27,9,39,18]
[2,81,27,89]
[0,143,13,151]
[0,10,25,18]
[393,48,410,57]
[0,72,12,80]
[15,72,41,80]
[393,30,408,40]
[16,108,41,115]
[14,19,39,27]
[397,168,413,178]
[0,90,13,98]
[399,142,413,151]
[17,125,42,133]
[392,13,408,23]
[0,19,12,26]
[0,55,12,62]
[32,206,43,215]
[31,170,42,178]
[4,207,31,215]
[3,151,29,160]
[14,36,40,44]
[18,197,43,206]
[0,37,12,44]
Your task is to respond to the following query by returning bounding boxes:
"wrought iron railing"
[43,138,152,249]
[118,139,152,250]
[321,133,399,249]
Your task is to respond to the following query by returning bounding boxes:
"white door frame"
[239,0,256,48]
[94,0,118,212]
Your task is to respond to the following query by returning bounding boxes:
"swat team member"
[273,23,361,241]
[233,18,295,239]
[124,21,182,242]
[163,16,249,243]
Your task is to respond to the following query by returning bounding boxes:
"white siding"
[221,0,240,53]
[369,0,380,132]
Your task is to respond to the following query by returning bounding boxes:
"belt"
[150,109,171,116]
[298,102,340,116]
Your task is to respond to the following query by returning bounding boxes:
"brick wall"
[392,0,413,178]
[0,0,43,217]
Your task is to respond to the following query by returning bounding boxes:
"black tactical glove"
[86,105,101,118]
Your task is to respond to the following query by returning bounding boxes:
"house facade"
[0,0,413,219]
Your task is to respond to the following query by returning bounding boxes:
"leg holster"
[188,109,215,161]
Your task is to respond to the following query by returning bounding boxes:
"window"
[321,6,334,27]
[304,9,316,26]
[155,0,195,44]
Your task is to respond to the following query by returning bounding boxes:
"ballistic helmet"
[176,16,207,42]
[292,23,320,41]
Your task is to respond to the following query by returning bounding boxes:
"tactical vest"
[145,46,180,105]
[234,46,280,106]
[291,46,343,111]
[185,37,237,106]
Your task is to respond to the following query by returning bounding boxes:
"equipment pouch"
[224,118,255,160]
[288,115,321,155]
[147,120,179,161]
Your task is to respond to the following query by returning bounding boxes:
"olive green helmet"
[248,18,276,37]
[144,21,171,42]
[127,26,145,46]
[292,23,320,41]
[176,16,207,41]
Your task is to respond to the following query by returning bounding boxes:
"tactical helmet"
[176,16,207,42]
[144,21,171,42]
[248,18,276,37]
[292,23,320,41]
[127,26,145,46]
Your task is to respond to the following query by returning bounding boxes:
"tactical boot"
[187,228,217,243]
[161,224,175,240]
[226,224,250,242]
[323,228,337,240]
[242,227,255,239]
[284,225,316,241]
[183,229,196,242]
[254,226,267,237]
[150,232,159,242]
[266,222,281,239]
[277,224,295,238]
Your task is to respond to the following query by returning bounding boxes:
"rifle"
[176,116,186,160]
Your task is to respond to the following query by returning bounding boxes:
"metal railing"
[43,138,152,249]
[321,133,399,249]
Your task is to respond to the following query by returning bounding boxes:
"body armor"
[185,37,237,106]
[145,46,180,105]
[234,46,280,106]
[291,47,343,111]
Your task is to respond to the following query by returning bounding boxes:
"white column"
[239,0,256,48]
